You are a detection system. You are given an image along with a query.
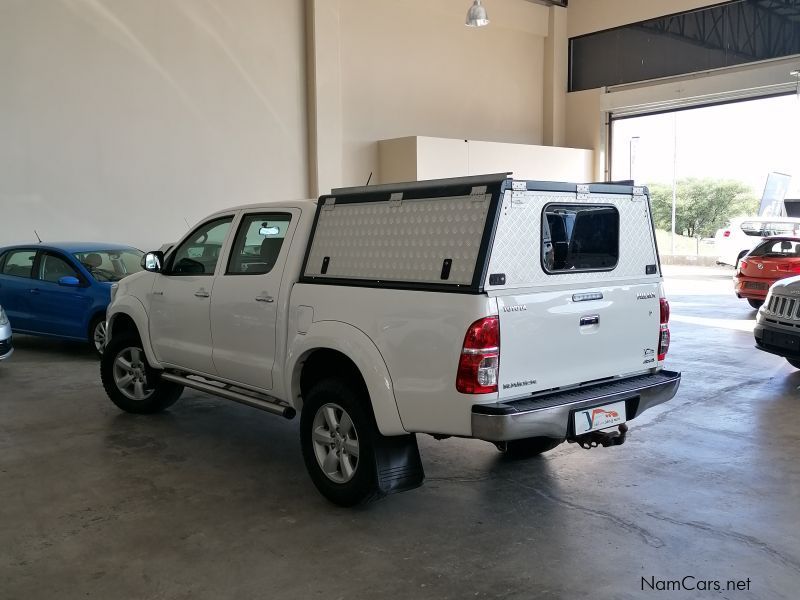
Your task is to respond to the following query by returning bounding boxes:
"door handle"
[29,289,39,295]
[580,315,599,326]
[255,295,274,303]
[194,290,210,298]
[152,291,164,296]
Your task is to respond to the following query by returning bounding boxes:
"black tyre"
[300,378,384,506]
[787,359,800,370]
[101,333,183,414]
[747,299,764,309]
[500,437,563,459]
[88,315,107,357]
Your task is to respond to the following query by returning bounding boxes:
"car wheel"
[747,299,764,309]
[787,359,800,370]
[101,333,183,414]
[300,378,384,506]
[89,315,107,357]
[498,437,563,459]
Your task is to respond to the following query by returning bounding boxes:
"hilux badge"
[636,292,656,300]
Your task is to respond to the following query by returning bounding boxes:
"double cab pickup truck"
[101,174,681,506]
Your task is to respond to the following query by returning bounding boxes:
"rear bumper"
[733,276,771,299]
[471,370,681,442]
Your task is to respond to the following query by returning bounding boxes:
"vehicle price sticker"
[574,400,627,435]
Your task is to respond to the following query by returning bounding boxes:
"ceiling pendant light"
[466,0,489,27]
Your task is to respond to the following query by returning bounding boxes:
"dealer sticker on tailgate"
[574,400,627,435]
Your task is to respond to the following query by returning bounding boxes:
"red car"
[735,237,800,308]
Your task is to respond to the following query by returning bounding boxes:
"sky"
[610,94,800,200]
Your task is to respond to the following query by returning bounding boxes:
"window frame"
[164,216,235,277]
[225,212,293,276]
[0,248,39,280]
[540,203,621,275]
[37,251,87,286]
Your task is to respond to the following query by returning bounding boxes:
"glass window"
[764,222,798,237]
[749,239,800,258]
[73,249,144,282]
[39,253,80,283]
[542,204,619,272]
[169,217,233,275]
[1,250,36,278]
[740,221,764,237]
[227,214,291,275]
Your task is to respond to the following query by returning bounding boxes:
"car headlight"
[0,307,8,326]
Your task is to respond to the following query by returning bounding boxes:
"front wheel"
[499,437,563,459]
[300,379,384,506]
[787,359,800,369]
[101,333,183,414]
[747,299,764,309]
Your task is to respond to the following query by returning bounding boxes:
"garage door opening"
[610,94,800,258]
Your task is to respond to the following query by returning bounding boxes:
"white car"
[101,175,681,505]
[0,305,12,361]
[715,216,800,267]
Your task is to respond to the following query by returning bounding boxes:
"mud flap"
[374,433,425,494]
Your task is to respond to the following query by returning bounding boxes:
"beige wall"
[338,0,549,188]
[0,0,307,249]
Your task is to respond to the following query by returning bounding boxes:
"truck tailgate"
[496,283,660,400]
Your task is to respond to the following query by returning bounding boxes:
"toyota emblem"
[757,263,764,270]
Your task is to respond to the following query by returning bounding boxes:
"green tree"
[648,178,758,238]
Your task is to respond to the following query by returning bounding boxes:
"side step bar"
[161,372,296,419]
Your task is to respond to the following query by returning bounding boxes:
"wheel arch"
[286,321,406,436]
[106,297,161,368]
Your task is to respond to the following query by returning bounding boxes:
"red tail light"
[723,230,731,238]
[658,298,670,362]
[456,316,499,394]
[739,260,747,271]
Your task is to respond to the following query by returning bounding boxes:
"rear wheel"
[300,378,384,506]
[748,299,764,309]
[89,315,107,357]
[101,333,183,414]
[499,437,563,459]
[787,359,800,369]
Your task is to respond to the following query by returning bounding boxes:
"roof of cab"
[202,199,318,220]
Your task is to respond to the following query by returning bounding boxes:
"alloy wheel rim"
[112,347,155,401]
[94,321,107,353]
[311,402,360,484]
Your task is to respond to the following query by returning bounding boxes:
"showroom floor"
[2,266,798,600]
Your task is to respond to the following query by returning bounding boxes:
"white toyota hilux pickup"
[101,174,681,506]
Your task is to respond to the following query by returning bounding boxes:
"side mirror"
[142,251,164,273]
[58,276,81,287]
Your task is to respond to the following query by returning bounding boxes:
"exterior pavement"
[1,265,798,599]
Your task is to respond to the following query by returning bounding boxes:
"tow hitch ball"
[568,424,628,450]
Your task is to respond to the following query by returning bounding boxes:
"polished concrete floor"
[2,266,799,599]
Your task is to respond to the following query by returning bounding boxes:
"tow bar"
[568,423,628,449]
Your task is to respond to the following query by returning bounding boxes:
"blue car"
[0,243,144,355]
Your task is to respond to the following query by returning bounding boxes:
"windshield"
[748,239,800,258]
[73,250,144,282]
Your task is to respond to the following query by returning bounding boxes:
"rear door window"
[542,204,619,272]
[1,250,36,278]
